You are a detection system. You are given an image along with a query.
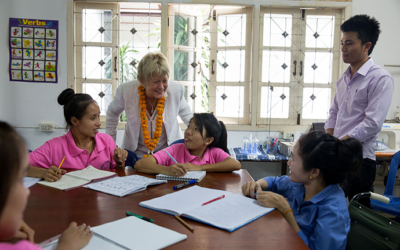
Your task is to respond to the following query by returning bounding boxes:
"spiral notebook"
[156,171,206,182]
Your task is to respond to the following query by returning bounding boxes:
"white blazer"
[106,80,193,152]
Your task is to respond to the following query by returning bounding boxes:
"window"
[257,7,342,125]
[72,2,345,129]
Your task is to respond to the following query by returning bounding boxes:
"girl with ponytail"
[135,113,240,176]
[242,131,362,250]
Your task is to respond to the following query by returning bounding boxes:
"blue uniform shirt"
[263,176,350,250]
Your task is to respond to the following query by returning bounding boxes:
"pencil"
[174,215,194,232]
[58,156,66,169]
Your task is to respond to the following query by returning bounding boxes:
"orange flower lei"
[138,86,165,157]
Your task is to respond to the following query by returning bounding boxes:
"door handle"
[299,60,303,76]
[211,60,215,75]
[114,56,117,72]
[293,60,297,76]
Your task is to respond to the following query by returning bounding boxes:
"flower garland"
[138,86,165,157]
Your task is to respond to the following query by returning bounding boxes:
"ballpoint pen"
[126,211,154,223]
[202,195,225,206]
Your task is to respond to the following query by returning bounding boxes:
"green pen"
[126,211,154,223]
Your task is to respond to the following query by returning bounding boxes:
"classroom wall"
[1,0,399,152]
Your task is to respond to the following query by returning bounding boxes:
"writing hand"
[43,166,66,182]
[165,164,187,176]
[242,181,262,199]
[57,222,93,250]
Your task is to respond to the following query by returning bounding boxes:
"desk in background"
[231,147,289,176]
[25,170,307,249]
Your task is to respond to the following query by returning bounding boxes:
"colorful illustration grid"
[9,18,58,83]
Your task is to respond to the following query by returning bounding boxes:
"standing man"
[325,15,394,202]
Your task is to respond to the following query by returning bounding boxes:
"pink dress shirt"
[325,58,394,160]
[0,240,43,250]
[153,143,230,166]
[29,129,117,170]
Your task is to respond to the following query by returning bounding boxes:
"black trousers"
[343,158,376,206]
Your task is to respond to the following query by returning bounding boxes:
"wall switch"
[39,123,54,132]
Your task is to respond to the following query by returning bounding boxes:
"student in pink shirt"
[28,89,128,182]
[135,113,241,176]
[0,121,93,250]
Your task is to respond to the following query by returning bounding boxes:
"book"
[39,216,187,250]
[156,171,206,182]
[38,165,117,191]
[84,175,167,197]
[23,177,41,188]
[139,185,274,232]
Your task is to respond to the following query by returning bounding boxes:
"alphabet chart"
[9,18,58,83]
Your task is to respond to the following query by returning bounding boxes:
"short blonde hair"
[137,52,170,87]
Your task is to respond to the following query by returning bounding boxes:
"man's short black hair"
[341,14,381,55]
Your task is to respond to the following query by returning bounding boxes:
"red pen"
[202,195,225,206]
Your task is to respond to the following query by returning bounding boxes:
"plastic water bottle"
[247,134,253,153]
[252,137,259,154]
[242,137,249,153]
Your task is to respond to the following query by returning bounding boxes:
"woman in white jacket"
[106,52,193,160]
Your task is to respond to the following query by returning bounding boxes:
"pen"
[126,211,154,223]
[173,180,196,190]
[175,215,194,232]
[58,156,66,169]
[164,149,186,173]
[202,195,225,206]
[164,149,178,163]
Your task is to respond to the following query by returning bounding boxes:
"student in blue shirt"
[242,131,362,250]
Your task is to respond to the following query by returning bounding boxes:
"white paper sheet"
[23,177,41,188]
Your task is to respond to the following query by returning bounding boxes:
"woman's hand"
[43,166,66,182]
[255,191,291,213]
[163,164,187,176]
[0,220,35,243]
[242,181,262,199]
[113,148,128,167]
[57,222,93,250]
[178,162,201,171]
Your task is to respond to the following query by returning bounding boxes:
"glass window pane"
[82,9,112,43]
[263,14,292,47]
[262,50,291,83]
[174,15,196,46]
[194,85,209,113]
[260,86,290,119]
[305,15,335,48]
[218,14,246,47]
[216,86,244,117]
[216,50,245,82]
[82,83,112,115]
[82,47,112,79]
[304,52,332,84]
[302,88,331,119]
[174,50,195,81]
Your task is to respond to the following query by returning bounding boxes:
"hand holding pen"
[164,149,187,176]
[43,156,67,182]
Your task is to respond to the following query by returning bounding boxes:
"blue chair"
[124,149,138,169]
[170,139,184,145]
[371,151,400,220]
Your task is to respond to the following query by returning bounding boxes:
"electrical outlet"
[39,123,54,132]
[283,131,295,139]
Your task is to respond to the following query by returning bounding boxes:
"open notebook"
[39,216,187,250]
[139,185,274,232]
[156,171,206,182]
[38,166,117,191]
[84,175,167,197]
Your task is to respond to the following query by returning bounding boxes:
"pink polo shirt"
[0,240,43,250]
[29,129,117,170]
[153,143,230,166]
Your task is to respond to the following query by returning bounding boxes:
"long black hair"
[0,121,27,216]
[297,131,363,185]
[192,113,228,154]
[57,88,94,129]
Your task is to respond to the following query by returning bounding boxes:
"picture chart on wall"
[9,18,59,83]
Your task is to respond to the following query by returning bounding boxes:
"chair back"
[170,139,184,146]
[124,149,138,168]
[347,199,400,250]
[385,151,400,196]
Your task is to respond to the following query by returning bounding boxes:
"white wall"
[1,0,399,151]
[352,0,400,119]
